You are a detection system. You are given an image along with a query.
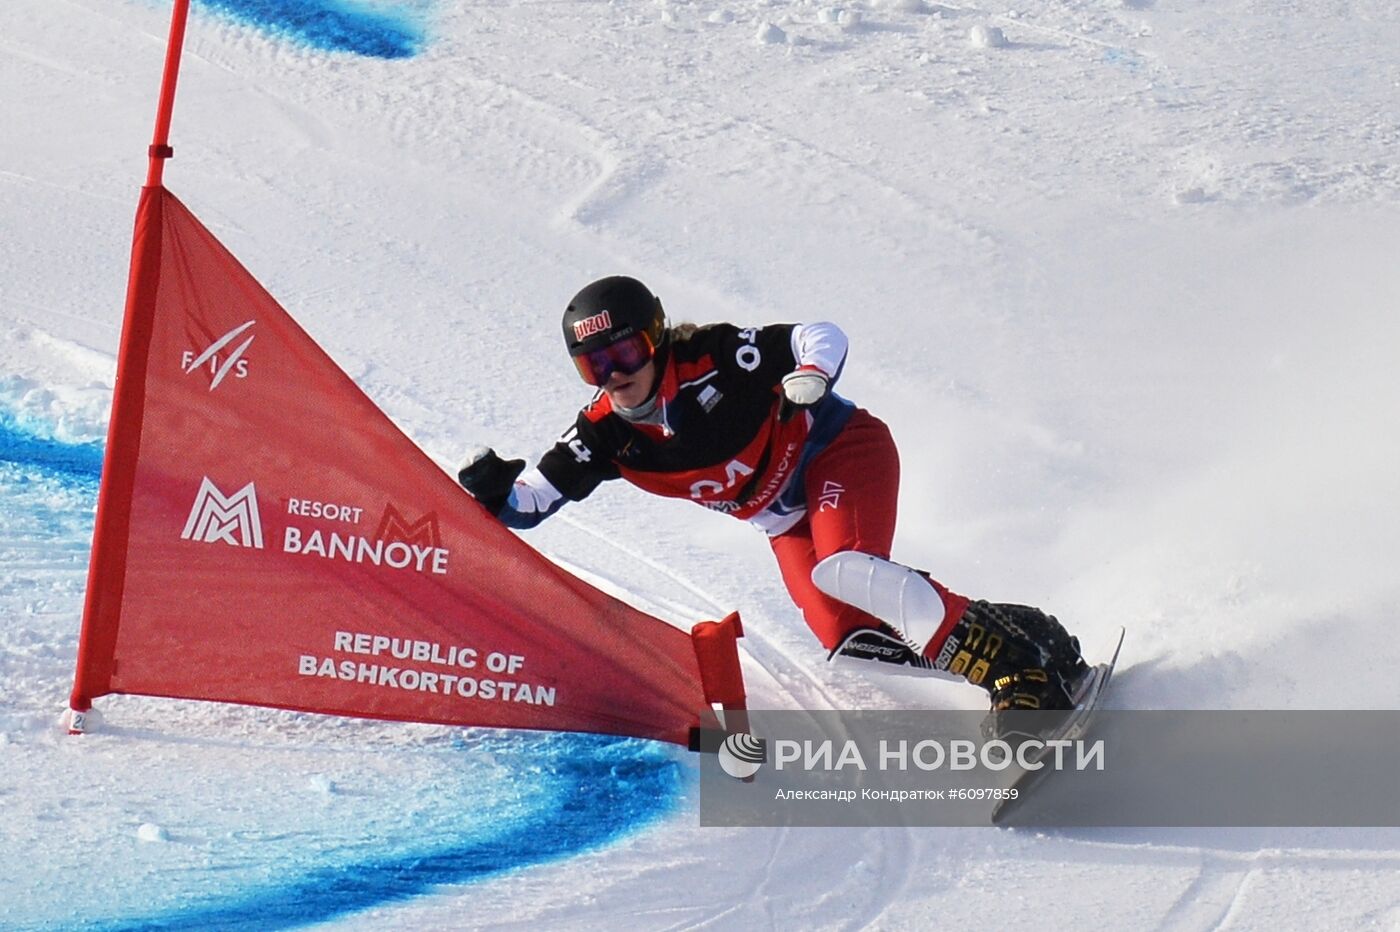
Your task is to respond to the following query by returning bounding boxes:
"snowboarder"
[458,276,1089,729]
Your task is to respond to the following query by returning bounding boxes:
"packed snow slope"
[3,0,1400,928]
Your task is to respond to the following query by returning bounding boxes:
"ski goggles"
[572,331,657,386]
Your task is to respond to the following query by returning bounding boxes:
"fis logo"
[182,477,265,549]
[182,320,255,390]
[571,310,612,342]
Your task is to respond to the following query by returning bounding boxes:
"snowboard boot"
[937,601,1090,749]
[937,600,1088,708]
[809,552,1090,720]
[828,624,957,680]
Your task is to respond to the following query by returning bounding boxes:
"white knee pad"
[811,551,946,655]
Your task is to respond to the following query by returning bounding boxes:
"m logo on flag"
[373,503,442,549]
[181,477,265,549]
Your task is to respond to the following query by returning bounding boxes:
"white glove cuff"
[782,367,830,405]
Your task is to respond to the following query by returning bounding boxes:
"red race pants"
[769,408,967,652]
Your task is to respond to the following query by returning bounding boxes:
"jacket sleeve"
[495,466,569,530]
[789,321,849,384]
[494,412,621,529]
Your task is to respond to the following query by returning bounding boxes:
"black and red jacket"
[501,322,853,536]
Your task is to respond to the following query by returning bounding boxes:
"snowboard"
[990,627,1125,826]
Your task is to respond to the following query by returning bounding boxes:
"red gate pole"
[146,0,192,188]
[68,0,194,733]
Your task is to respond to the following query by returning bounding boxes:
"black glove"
[457,447,526,516]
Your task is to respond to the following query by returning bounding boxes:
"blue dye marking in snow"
[91,735,683,930]
[1101,48,1144,74]
[2,414,685,929]
[0,417,103,482]
[198,0,425,59]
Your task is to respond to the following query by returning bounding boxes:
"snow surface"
[4,0,1400,927]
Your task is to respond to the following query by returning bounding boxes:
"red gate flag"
[69,185,747,745]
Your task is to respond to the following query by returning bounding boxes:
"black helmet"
[562,276,667,385]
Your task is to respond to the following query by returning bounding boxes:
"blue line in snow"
[93,736,683,931]
[197,0,426,59]
[2,416,685,929]
[0,417,103,481]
